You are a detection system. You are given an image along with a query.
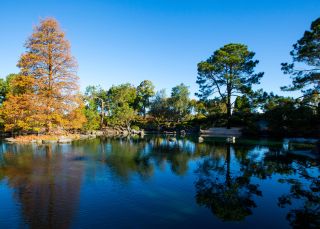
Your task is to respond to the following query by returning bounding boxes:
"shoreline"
[3,128,146,144]
[4,134,98,144]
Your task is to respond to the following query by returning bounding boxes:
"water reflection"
[101,138,154,181]
[148,137,197,175]
[275,158,320,228]
[0,144,83,229]
[86,137,202,179]
[195,143,262,221]
[0,137,318,228]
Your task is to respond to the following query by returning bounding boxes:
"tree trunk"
[47,43,53,133]
[226,84,232,129]
[100,101,105,129]
[126,121,131,132]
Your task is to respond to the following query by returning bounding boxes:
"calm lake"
[0,136,319,228]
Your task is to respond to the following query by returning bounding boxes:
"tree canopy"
[169,83,191,122]
[1,18,86,133]
[135,80,155,117]
[197,43,264,128]
[281,17,320,102]
[107,83,137,130]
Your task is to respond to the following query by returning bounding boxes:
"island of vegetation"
[0,17,319,143]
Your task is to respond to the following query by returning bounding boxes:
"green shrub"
[131,125,140,131]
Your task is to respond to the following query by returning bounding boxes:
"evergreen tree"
[197,43,263,128]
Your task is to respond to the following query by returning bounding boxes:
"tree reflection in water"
[194,140,320,226]
[95,136,200,180]
[256,150,320,228]
[81,136,320,226]
[195,143,262,221]
[276,159,320,228]
[0,137,318,228]
[0,144,83,229]
[149,136,197,175]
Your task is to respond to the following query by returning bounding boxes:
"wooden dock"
[200,127,242,137]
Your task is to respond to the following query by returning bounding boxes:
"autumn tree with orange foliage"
[1,18,86,134]
[1,75,42,134]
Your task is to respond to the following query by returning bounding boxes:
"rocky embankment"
[5,134,96,144]
[98,127,145,137]
[4,127,145,144]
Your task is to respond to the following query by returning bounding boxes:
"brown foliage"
[1,18,86,133]
[12,134,81,142]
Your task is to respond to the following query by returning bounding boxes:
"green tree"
[149,89,170,128]
[0,73,19,105]
[197,43,264,128]
[204,98,227,116]
[84,85,107,128]
[169,83,191,122]
[0,78,9,105]
[108,104,136,131]
[260,93,318,136]
[233,95,251,114]
[281,17,320,107]
[107,83,136,108]
[107,83,137,130]
[135,80,155,117]
[83,108,100,131]
[190,99,207,118]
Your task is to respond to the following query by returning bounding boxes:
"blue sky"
[1,0,319,98]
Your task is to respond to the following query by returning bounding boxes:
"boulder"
[42,139,58,144]
[88,134,96,139]
[4,137,16,143]
[95,131,104,136]
[58,138,72,143]
[122,130,129,136]
[79,134,90,140]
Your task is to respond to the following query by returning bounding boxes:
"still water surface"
[0,136,319,228]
